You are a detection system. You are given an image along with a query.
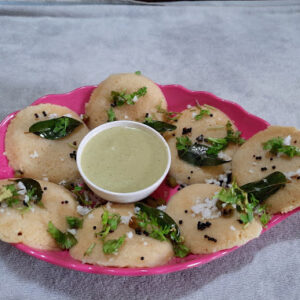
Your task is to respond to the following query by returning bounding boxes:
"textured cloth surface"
[0,3,299,300]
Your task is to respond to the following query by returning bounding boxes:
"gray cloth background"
[0,2,299,300]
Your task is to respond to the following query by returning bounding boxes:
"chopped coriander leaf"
[96,210,121,240]
[111,87,147,107]
[0,185,14,202]
[194,108,210,120]
[225,121,245,145]
[107,107,116,122]
[74,185,82,192]
[173,243,190,258]
[103,235,126,254]
[84,242,96,256]
[156,104,182,121]
[206,121,245,155]
[135,71,141,75]
[176,136,192,152]
[206,137,228,155]
[263,137,300,157]
[71,185,92,206]
[66,216,83,229]
[47,221,77,250]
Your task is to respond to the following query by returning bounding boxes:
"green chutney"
[81,126,168,193]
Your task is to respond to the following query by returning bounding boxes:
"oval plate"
[0,84,299,276]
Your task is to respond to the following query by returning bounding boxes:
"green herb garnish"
[240,171,287,203]
[96,210,121,240]
[16,178,43,205]
[71,185,92,206]
[216,182,261,225]
[143,116,176,133]
[135,71,141,75]
[0,178,43,208]
[103,235,126,254]
[84,242,96,256]
[29,116,82,140]
[194,108,210,120]
[107,107,116,122]
[0,184,19,206]
[206,121,245,155]
[215,172,287,226]
[66,216,83,229]
[176,136,192,151]
[176,136,229,167]
[111,87,147,106]
[47,221,77,250]
[263,137,300,157]
[134,203,190,258]
[156,104,182,121]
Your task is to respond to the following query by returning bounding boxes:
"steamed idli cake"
[0,179,79,250]
[85,73,167,128]
[5,104,89,184]
[232,126,300,214]
[70,203,174,267]
[166,184,262,254]
[167,105,241,185]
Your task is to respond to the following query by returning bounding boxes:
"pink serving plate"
[0,84,299,276]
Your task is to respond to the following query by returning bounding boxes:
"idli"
[166,184,262,254]
[166,105,242,185]
[0,179,79,250]
[5,104,89,184]
[85,73,167,128]
[232,126,300,214]
[70,203,174,267]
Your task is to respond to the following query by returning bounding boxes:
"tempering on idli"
[5,104,89,184]
[166,184,262,254]
[232,126,300,214]
[166,105,241,185]
[0,179,79,250]
[69,203,174,267]
[85,73,167,128]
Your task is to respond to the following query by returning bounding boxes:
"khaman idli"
[166,105,241,186]
[0,179,79,250]
[232,126,300,214]
[5,104,89,184]
[85,73,167,128]
[70,203,174,267]
[166,184,262,254]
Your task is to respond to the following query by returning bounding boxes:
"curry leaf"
[143,117,176,133]
[16,178,43,204]
[29,117,82,140]
[178,143,230,166]
[240,171,287,203]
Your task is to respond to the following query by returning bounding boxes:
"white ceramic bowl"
[77,120,171,203]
